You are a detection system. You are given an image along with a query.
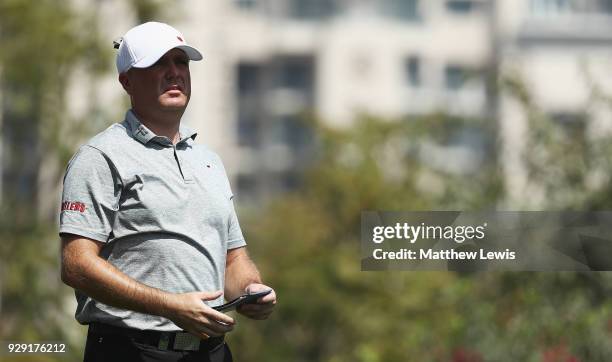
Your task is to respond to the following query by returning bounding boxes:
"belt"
[89,322,224,352]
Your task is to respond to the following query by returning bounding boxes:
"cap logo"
[177,36,184,42]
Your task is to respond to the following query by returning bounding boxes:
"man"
[59,22,276,362]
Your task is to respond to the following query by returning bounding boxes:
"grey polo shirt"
[59,110,246,331]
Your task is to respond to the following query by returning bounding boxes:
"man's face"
[120,48,191,115]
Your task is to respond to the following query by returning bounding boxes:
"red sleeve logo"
[61,201,86,213]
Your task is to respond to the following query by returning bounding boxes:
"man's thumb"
[199,290,223,301]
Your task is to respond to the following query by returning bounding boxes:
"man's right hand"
[163,290,235,339]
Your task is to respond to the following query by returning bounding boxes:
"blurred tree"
[501,71,612,210]
[0,0,109,225]
[0,1,164,361]
[129,0,166,23]
[230,111,612,361]
[0,1,109,360]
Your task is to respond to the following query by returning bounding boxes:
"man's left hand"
[237,283,276,320]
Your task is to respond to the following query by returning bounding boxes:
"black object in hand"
[212,290,272,312]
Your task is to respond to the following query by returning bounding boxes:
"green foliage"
[0,225,86,362]
[0,0,111,225]
[129,0,167,23]
[0,2,162,361]
[501,71,612,210]
[230,113,612,361]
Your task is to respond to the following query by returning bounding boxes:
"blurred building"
[496,0,612,206]
[214,0,494,202]
[43,0,612,212]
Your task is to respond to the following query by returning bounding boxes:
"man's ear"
[118,72,131,94]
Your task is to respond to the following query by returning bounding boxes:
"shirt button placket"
[174,145,194,183]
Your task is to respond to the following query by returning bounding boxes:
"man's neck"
[132,109,183,144]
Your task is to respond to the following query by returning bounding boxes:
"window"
[601,0,612,12]
[238,63,260,95]
[289,0,337,19]
[445,65,467,90]
[234,57,315,200]
[530,0,612,15]
[237,115,260,147]
[281,172,300,191]
[530,0,571,15]
[381,0,420,21]
[235,0,257,10]
[276,60,313,90]
[446,0,475,13]
[550,112,587,138]
[406,56,421,87]
[281,115,312,148]
[237,63,262,147]
[236,173,258,198]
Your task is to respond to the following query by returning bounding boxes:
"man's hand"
[163,290,235,339]
[236,283,277,320]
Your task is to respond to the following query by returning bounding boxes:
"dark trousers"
[83,325,233,362]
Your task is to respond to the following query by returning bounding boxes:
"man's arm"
[60,234,235,338]
[224,246,262,300]
[225,246,276,320]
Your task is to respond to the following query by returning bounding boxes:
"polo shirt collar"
[125,110,198,146]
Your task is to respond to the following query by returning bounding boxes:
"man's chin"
[159,101,188,111]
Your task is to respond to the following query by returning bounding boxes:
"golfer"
[59,22,276,362]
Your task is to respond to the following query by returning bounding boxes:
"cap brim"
[177,45,203,61]
[132,44,203,69]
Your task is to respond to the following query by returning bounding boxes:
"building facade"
[52,0,612,210]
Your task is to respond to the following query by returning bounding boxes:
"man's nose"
[165,61,180,78]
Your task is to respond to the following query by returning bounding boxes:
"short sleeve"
[227,203,246,250]
[59,146,122,243]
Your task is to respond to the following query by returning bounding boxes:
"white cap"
[115,22,202,74]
